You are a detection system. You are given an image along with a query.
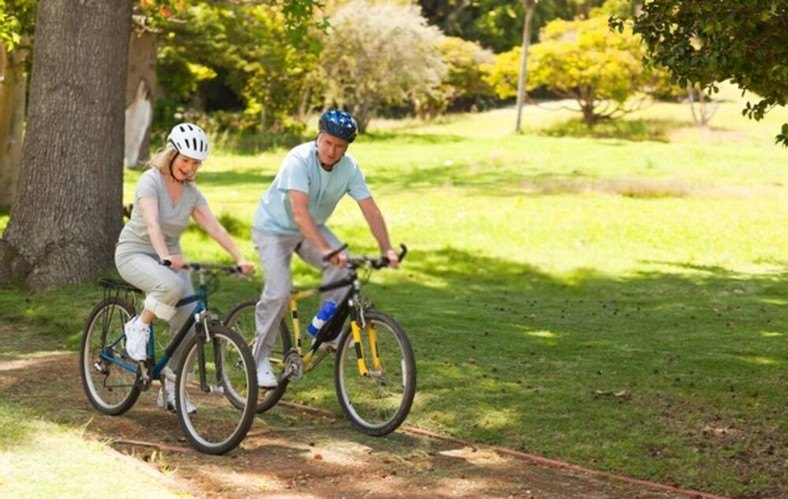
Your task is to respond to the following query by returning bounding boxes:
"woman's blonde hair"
[148,143,185,181]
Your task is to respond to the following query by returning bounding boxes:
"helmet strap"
[168,152,182,183]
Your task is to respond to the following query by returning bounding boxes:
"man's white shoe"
[256,358,278,389]
[124,318,150,361]
[157,380,196,414]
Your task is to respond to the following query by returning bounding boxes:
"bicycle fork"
[351,321,384,377]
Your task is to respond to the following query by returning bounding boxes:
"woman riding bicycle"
[114,122,254,412]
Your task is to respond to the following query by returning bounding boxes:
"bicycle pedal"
[136,361,152,391]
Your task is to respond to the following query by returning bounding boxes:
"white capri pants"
[115,246,196,369]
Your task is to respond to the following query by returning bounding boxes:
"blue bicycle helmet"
[318,109,358,143]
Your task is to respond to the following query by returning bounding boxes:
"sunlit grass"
[0,92,786,496]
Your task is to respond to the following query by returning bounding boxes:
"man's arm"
[289,190,346,265]
[357,197,399,268]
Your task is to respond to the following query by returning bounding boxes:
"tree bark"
[0,0,133,290]
[515,0,536,133]
[0,43,28,208]
[124,31,157,168]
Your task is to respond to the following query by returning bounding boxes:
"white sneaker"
[256,357,278,388]
[157,379,196,414]
[124,318,150,361]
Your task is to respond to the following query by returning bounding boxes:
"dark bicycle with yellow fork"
[224,244,415,436]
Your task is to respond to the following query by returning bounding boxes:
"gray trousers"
[115,246,196,370]
[252,228,350,363]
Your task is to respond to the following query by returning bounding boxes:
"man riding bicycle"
[251,109,399,388]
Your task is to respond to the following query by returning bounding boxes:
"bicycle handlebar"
[161,260,242,274]
[348,243,408,270]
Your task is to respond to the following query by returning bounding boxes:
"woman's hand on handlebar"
[236,260,256,276]
[162,254,188,270]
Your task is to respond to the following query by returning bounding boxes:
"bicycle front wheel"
[176,323,258,455]
[334,310,416,436]
[79,297,141,415]
[224,299,291,413]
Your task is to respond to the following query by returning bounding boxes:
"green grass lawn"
[1,90,786,496]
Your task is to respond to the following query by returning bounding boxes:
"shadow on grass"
[376,247,786,495]
[539,118,687,143]
[0,247,785,495]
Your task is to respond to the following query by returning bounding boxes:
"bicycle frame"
[285,270,381,377]
[99,273,211,382]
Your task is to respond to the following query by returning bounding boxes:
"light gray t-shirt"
[252,141,371,236]
[117,168,207,254]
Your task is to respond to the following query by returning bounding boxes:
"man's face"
[316,132,349,167]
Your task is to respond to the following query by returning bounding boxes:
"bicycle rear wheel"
[175,323,258,455]
[334,310,416,436]
[224,300,291,413]
[79,297,141,415]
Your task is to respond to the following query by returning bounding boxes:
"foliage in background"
[612,0,788,145]
[414,36,496,119]
[318,0,446,132]
[487,14,650,125]
[156,2,321,137]
[418,0,609,52]
[0,0,36,54]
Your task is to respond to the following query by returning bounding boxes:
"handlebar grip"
[160,259,172,267]
[375,244,408,269]
[398,243,408,262]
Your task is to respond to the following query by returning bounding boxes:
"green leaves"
[626,0,788,145]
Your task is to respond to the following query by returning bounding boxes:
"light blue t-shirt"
[253,141,371,236]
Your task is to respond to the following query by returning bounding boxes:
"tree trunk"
[515,0,536,133]
[124,31,157,168]
[0,0,133,291]
[0,43,28,208]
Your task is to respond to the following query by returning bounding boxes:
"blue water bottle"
[307,300,337,337]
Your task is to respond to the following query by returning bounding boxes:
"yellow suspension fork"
[351,321,369,376]
[352,320,383,376]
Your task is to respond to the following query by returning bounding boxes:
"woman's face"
[172,154,201,181]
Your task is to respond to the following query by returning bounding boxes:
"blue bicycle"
[79,263,258,455]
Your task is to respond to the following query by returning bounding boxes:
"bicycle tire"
[224,299,291,413]
[79,297,141,415]
[175,323,258,455]
[334,310,416,436]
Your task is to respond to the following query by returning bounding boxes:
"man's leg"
[296,227,351,305]
[252,232,300,364]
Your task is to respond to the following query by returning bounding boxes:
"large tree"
[611,0,787,145]
[0,0,133,290]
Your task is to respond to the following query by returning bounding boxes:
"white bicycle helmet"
[167,123,209,161]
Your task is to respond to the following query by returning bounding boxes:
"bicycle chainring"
[283,351,304,383]
[136,361,152,391]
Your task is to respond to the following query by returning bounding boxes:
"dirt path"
[0,324,705,498]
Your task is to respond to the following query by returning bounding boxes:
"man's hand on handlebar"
[383,248,400,269]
